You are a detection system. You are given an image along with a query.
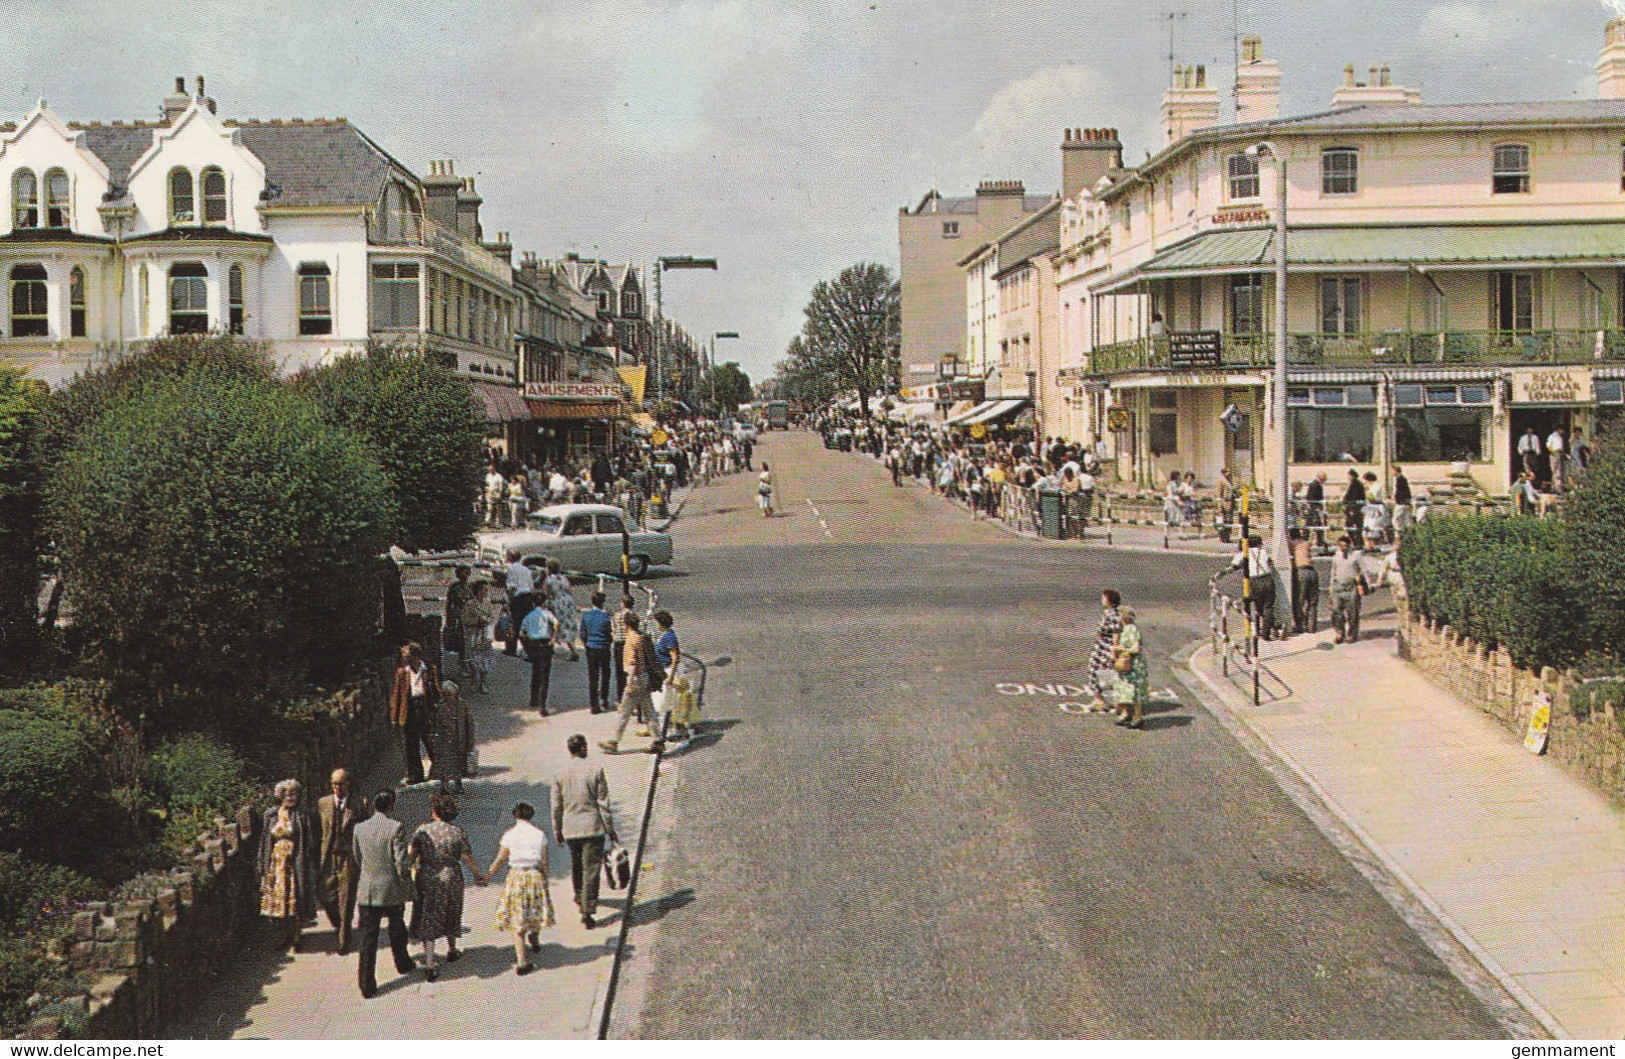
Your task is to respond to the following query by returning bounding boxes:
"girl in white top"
[758,464,774,517]
[486,802,556,975]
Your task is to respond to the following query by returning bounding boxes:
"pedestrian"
[1306,472,1327,549]
[600,611,657,754]
[462,580,497,695]
[1342,469,1366,541]
[1181,471,1201,529]
[611,594,635,703]
[389,643,440,786]
[503,549,536,657]
[258,778,316,952]
[352,788,417,998]
[552,734,620,929]
[1328,534,1369,645]
[1290,529,1320,634]
[1088,589,1125,711]
[408,792,485,980]
[507,474,529,528]
[484,467,506,528]
[1518,426,1542,478]
[1111,607,1148,729]
[443,565,472,677]
[316,768,369,956]
[1392,467,1414,537]
[1217,535,1279,640]
[1381,546,1407,613]
[1362,494,1390,549]
[519,595,558,717]
[582,592,615,714]
[1547,426,1567,490]
[486,802,556,976]
[428,681,475,794]
[1216,468,1236,543]
[1163,472,1184,528]
[758,464,774,517]
[545,558,582,662]
[1573,427,1592,474]
[651,609,689,742]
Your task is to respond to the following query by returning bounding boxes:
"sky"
[3,0,1620,381]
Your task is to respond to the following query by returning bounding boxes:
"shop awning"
[472,381,529,423]
[944,399,996,426]
[1095,222,1625,293]
[527,399,625,421]
[630,412,658,433]
[961,398,1029,425]
[889,400,937,421]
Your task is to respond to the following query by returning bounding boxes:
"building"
[1070,27,1625,495]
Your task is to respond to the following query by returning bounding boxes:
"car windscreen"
[531,515,564,534]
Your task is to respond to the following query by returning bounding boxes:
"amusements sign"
[1510,368,1591,406]
[523,381,633,401]
[1168,331,1223,369]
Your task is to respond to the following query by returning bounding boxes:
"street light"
[652,255,719,409]
[712,331,740,414]
[1246,141,1291,584]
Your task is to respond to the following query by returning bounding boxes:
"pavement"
[178,646,662,1039]
[607,430,1506,1038]
[1186,609,1625,1040]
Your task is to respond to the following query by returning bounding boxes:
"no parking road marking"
[995,680,1094,715]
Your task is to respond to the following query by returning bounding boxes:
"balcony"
[1089,330,1625,375]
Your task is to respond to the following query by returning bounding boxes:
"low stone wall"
[1398,606,1625,801]
[18,665,394,1040]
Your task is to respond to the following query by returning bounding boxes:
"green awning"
[1097,222,1625,292]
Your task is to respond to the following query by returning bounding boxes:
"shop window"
[1319,277,1362,334]
[1227,153,1260,200]
[1148,389,1179,456]
[201,167,227,225]
[298,263,332,335]
[1395,407,1487,462]
[11,169,37,229]
[9,264,48,336]
[43,169,70,228]
[371,262,420,330]
[1230,273,1265,335]
[228,264,244,334]
[69,266,85,337]
[1321,148,1358,195]
[167,262,208,334]
[1291,408,1375,462]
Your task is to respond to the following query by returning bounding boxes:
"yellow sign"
[651,428,669,447]
[1510,368,1592,405]
[1524,689,1551,754]
[617,364,649,406]
[969,422,988,439]
[1107,406,1131,433]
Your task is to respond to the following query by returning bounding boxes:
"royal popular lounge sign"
[1509,368,1592,405]
[523,381,632,401]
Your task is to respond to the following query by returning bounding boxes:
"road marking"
[806,498,833,538]
[994,682,1090,697]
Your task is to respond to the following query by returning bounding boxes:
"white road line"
[806,499,833,538]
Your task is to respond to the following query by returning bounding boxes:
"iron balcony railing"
[1090,329,1625,374]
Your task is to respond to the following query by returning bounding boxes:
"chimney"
[194,75,216,115]
[1161,63,1222,144]
[455,177,483,242]
[1599,17,1625,99]
[162,77,190,123]
[1061,127,1123,199]
[1332,61,1422,106]
[483,230,513,265]
[1234,34,1281,124]
[421,159,463,231]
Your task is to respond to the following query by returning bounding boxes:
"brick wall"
[1398,606,1625,801]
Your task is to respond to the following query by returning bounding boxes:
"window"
[201,167,227,225]
[596,290,611,313]
[168,167,194,224]
[9,264,48,336]
[168,262,208,333]
[228,264,244,334]
[43,169,70,228]
[1319,277,1362,334]
[1321,148,1358,195]
[1396,407,1487,462]
[378,182,420,242]
[1291,408,1375,462]
[1493,144,1530,194]
[596,514,626,535]
[1227,153,1260,199]
[298,263,332,335]
[371,262,420,330]
[1149,389,1179,456]
[622,289,639,316]
[942,221,960,238]
[1230,273,1265,335]
[11,169,37,228]
[138,264,149,335]
[69,267,85,337]
[1492,271,1533,333]
[562,515,593,536]
[1620,143,1625,192]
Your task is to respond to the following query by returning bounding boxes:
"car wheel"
[626,555,650,578]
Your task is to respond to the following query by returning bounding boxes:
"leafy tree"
[702,361,753,412]
[791,262,900,418]
[1563,418,1625,655]
[293,346,485,553]
[45,369,394,730]
[0,368,44,680]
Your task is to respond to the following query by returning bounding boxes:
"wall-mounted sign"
[1212,208,1271,227]
[940,379,986,404]
[1107,405,1131,433]
[523,381,632,401]
[1509,368,1592,406]
[1168,330,1223,369]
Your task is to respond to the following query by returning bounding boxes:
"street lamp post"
[653,255,718,411]
[1248,141,1292,588]
[713,331,740,415]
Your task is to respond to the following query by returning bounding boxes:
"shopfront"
[523,381,631,469]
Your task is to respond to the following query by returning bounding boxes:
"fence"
[1209,582,1291,708]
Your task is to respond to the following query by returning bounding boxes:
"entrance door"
[1509,408,1570,488]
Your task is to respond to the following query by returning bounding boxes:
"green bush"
[0,938,80,1038]
[1400,516,1578,671]
[0,685,109,869]
[0,853,98,935]
[45,367,394,732]
[293,346,485,552]
[0,367,45,681]
[148,734,258,853]
[1563,417,1625,656]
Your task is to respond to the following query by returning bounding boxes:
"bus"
[765,400,790,430]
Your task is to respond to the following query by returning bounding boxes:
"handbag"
[1113,650,1134,673]
[602,843,631,891]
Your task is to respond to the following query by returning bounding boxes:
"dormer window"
[596,290,611,313]
[1227,154,1260,200]
[169,168,195,224]
[622,290,640,316]
[201,167,227,225]
[11,170,37,229]
[44,169,70,228]
[1493,144,1530,195]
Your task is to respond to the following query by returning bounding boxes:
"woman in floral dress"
[1112,606,1149,729]
[257,778,316,951]
[461,580,498,695]
[486,801,556,976]
[409,793,485,980]
[545,559,580,661]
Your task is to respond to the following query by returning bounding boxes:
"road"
[609,430,1504,1038]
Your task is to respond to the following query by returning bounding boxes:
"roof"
[124,225,273,245]
[0,228,113,246]
[1096,221,1625,291]
[907,191,1055,216]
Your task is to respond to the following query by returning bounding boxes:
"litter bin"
[1038,490,1063,539]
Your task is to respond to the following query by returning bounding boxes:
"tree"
[293,345,485,553]
[794,262,900,418]
[702,361,753,412]
[1563,418,1625,658]
[0,368,43,680]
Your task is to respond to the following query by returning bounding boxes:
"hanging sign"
[1107,406,1131,433]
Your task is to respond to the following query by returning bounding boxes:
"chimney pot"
[195,75,205,96]
[175,76,186,94]
[1344,63,1356,86]
[1195,65,1207,87]
[1380,63,1391,86]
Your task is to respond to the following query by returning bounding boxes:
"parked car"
[478,504,674,578]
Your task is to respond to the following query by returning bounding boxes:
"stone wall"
[17,665,394,1040]
[1398,606,1625,801]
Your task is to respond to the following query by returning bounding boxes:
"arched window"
[168,167,195,224]
[622,289,639,316]
[298,262,332,335]
[69,266,86,337]
[11,170,37,229]
[168,262,208,333]
[10,264,49,336]
[43,169,70,228]
[138,264,149,335]
[228,264,244,334]
[201,167,227,225]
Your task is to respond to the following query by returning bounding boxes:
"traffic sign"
[651,428,669,447]
[1107,406,1131,433]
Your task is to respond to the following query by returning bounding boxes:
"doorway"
[1509,407,1571,488]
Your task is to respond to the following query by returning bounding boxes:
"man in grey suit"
[553,734,619,929]
[352,787,416,997]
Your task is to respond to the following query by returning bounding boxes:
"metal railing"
[1209,582,1291,707]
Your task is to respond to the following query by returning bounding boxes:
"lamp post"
[1247,141,1292,583]
[1026,369,1039,449]
[712,331,740,415]
[652,255,718,411]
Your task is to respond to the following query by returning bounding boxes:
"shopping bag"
[602,844,631,891]
[668,681,700,728]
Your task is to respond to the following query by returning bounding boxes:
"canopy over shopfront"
[946,398,1029,428]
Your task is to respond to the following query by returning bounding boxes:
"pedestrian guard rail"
[1209,582,1291,708]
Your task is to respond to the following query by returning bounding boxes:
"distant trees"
[701,361,753,412]
[775,263,900,417]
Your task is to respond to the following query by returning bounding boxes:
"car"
[478,504,674,579]
[733,423,758,442]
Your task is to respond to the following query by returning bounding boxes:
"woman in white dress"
[544,558,581,661]
[758,464,774,517]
